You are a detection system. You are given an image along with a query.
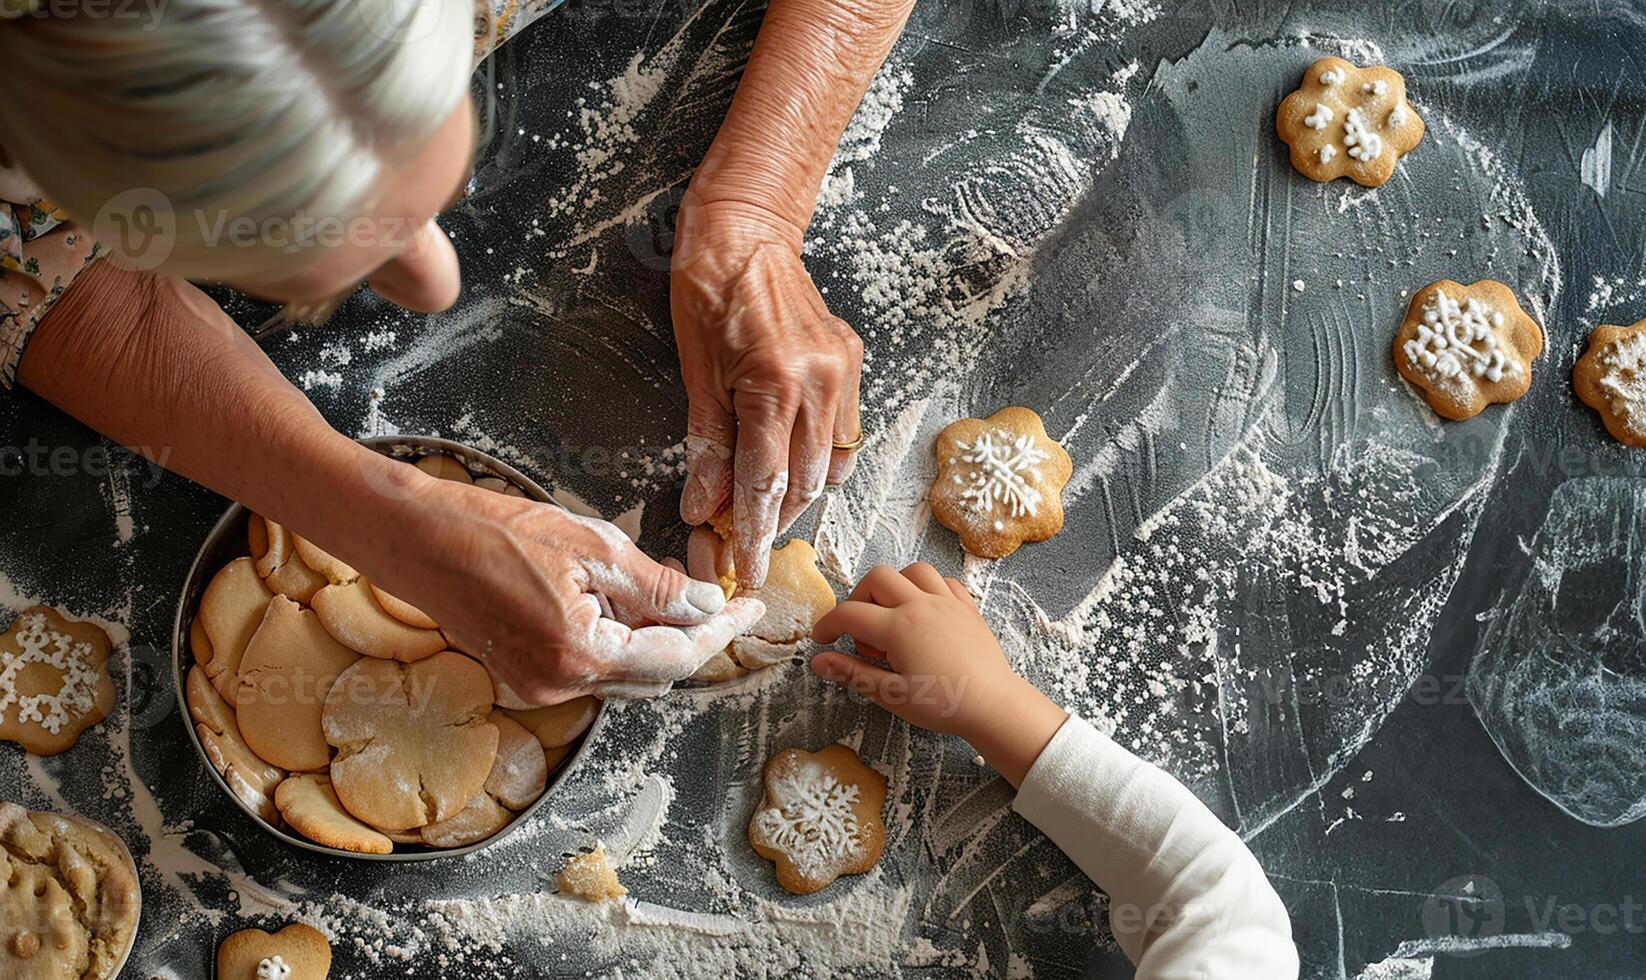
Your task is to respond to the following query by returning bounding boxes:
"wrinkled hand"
[395,480,764,705]
[672,200,864,590]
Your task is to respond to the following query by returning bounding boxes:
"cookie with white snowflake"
[0,607,115,756]
[930,407,1073,559]
[748,743,887,895]
[1574,318,1646,447]
[1277,57,1425,187]
[1393,280,1544,420]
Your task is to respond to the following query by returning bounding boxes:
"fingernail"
[685,579,727,616]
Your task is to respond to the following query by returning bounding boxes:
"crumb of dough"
[556,844,626,901]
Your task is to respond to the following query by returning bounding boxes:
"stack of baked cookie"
[184,454,598,854]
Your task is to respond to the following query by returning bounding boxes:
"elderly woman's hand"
[387,477,765,704]
[671,199,863,590]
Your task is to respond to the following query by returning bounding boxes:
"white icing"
[1344,108,1384,162]
[1303,103,1334,131]
[1388,102,1409,128]
[750,760,866,880]
[1402,289,1522,389]
[257,956,292,980]
[1363,79,1388,97]
[0,613,99,736]
[951,430,1051,519]
[1319,144,1337,164]
[1596,333,1646,435]
[1320,68,1343,86]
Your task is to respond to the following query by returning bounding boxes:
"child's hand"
[810,564,1066,786]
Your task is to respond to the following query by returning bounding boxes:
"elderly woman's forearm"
[690,0,917,237]
[16,263,424,558]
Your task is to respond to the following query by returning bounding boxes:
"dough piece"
[236,597,361,772]
[688,649,748,684]
[929,407,1073,559]
[1574,318,1646,447]
[0,607,115,756]
[189,616,213,666]
[199,558,275,705]
[748,744,887,895]
[556,844,626,901]
[323,653,498,832]
[252,517,328,604]
[686,532,833,680]
[417,792,511,849]
[187,666,285,824]
[1393,280,1544,421]
[504,696,598,749]
[1276,56,1425,187]
[368,583,439,631]
[414,454,473,483]
[484,711,548,810]
[290,537,357,586]
[472,476,510,494]
[216,922,331,980]
[311,579,445,662]
[543,743,573,774]
[0,803,140,980]
[274,774,392,855]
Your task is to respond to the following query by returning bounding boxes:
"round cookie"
[216,922,331,979]
[418,791,511,849]
[748,743,887,895]
[291,537,358,587]
[198,557,275,705]
[1393,280,1544,421]
[311,579,445,663]
[1276,56,1425,187]
[323,653,498,832]
[252,517,328,604]
[274,774,392,855]
[236,597,360,773]
[187,665,285,824]
[414,454,474,483]
[1574,318,1646,447]
[504,695,598,749]
[368,583,439,631]
[929,407,1073,559]
[0,606,116,756]
[483,711,549,810]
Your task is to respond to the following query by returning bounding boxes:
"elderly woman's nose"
[369,218,461,313]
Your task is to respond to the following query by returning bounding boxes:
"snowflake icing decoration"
[953,430,1051,519]
[1403,289,1519,389]
[0,612,99,735]
[751,761,865,878]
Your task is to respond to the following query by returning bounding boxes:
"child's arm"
[812,564,1299,980]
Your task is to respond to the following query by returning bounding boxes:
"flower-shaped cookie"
[1393,280,1544,420]
[0,606,115,755]
[748,743,886,895]
[1575,318,1646,447]
[1277,57,1425,187]
[930,407,1072,559]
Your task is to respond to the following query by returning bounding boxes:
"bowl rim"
[170,435,607,862]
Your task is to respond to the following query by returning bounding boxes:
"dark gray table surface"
[2,1,1644,977]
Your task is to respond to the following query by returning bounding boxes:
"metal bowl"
[170,435,607,861]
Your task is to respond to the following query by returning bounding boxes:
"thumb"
[592,539,729,626]
[812,651,900,708]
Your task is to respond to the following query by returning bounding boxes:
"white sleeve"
[1011,715,1299,980]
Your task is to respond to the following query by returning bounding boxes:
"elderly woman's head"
[0,0,478,313]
